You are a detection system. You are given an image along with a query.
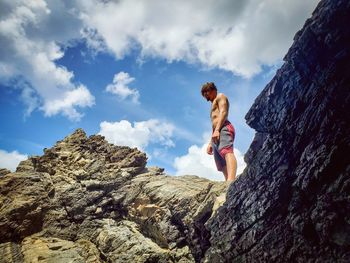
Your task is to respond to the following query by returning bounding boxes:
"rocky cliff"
[205,0,350,262]
[1,0,349,262]
[0,129,228,262]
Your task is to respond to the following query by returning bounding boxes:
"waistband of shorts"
[213,120,231,131]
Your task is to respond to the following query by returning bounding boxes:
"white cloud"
[0,149,27,172]
[79,0,320,77]
[106,72,140,104]
[0,0,319,120]
[43,84,95,120]
[98,119,175,151]
[174,140,246,181]
[0,0,94,120]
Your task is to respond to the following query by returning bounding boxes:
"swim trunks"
[211,120,235,171]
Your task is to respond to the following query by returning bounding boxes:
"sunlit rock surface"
[0,129,228,263]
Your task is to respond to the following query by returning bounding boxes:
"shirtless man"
[201,82,237,182]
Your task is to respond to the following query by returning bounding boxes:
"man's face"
[203,89,213,101]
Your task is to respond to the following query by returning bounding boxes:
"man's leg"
[222,166,228,181]
[224,152,237,181]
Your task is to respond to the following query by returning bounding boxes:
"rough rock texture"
[205,0,350,262]
[0,168,11,177]
[0,129,228,263]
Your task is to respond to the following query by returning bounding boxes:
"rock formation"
[0,129,227,262]
[0,129,228,262]
[1,0,349,262]
[205,0,350,262]
[0,168,11,177]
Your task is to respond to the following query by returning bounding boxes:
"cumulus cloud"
[106,72,140,104]
[79,0,320,77]
[43,85,95,120]
[174,143,246,181]
[98,119,175,151]
[0,0,319,120]
[0,0,94,120]
[0,149,27,172]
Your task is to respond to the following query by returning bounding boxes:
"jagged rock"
[113,172,228,261]
[0,172,54,242]
[0,129,228,262]
[95,219,193,262]
[16,128,147,178]
[205,0,350,262]
[0,168,11,177]
[0,236,101,263]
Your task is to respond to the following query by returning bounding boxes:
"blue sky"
[0,0,319,180]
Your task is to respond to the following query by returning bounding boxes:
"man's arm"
[207,139,213,154]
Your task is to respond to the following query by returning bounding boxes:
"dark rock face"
[205,0,350,262]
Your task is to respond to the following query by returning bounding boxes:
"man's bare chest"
[210,102,219,118]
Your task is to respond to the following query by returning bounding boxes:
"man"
[201,82,237,182]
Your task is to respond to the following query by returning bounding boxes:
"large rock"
[0,236,101,263]
[0,168,11,177]
[205,0,350,262]
[0,129,228,262]
[0,172,54,242]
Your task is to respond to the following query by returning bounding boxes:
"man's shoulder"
[217,93,228,100]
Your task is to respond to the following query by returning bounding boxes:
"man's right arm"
[207,139,213,155]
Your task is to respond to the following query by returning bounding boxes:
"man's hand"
[211,130,220,144]
[207,143,213,155]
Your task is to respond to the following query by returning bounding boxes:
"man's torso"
[210,93,230,130]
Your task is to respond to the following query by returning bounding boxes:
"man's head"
[201,82,217,101]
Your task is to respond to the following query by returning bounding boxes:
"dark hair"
[201,82,217,96]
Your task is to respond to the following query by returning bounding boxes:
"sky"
[0,0,320,180]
